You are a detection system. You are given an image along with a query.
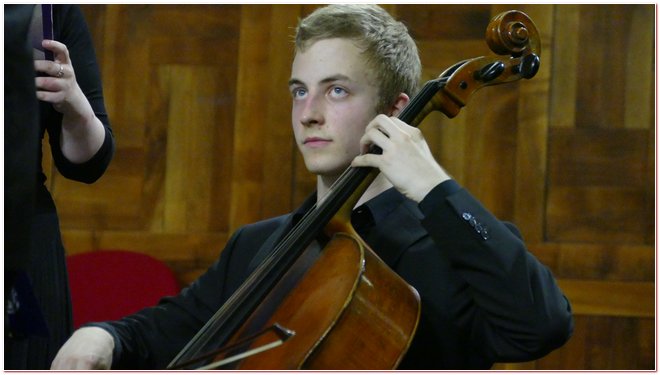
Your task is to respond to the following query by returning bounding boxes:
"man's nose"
[300,95,324,127]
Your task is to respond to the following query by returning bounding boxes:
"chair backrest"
[66,249,181,329]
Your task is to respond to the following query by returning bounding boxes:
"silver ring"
[56,64,64,78]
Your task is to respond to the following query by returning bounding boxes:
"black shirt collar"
[352,187,405,232]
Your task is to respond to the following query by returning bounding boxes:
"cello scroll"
[409,10,541,125]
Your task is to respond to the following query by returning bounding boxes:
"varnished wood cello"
[167,9,541,370]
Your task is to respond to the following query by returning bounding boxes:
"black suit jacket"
[98,181,573,369]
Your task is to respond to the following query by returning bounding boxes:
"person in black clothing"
[5,4,40,286]
[51,4,572,369]
[5,5,115,370]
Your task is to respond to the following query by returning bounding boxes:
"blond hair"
[295,4,421,112]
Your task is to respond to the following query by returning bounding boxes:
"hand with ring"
[33,39,106,164]
[33,39,89,116]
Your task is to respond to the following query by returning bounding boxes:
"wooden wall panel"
[229,4,305,231]
[547,127,651,243]
[57,5,241,270]
[43,4,656,370]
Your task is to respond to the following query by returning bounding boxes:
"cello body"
[224,231,420,369]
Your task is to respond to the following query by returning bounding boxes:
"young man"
[51,5,573,370]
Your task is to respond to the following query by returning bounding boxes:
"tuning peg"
[477,61,505,82]
[512,53,540,79]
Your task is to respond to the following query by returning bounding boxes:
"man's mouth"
[303,137,332,148]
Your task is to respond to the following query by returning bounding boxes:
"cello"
[168,9,541,370]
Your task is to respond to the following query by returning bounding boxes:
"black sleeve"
[417,182,574,363]
[88,215,288,369]
[46,4,114,184]
[88,227,244,369]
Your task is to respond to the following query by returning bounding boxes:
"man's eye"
[291,87,307,99]
[330,86,347,98]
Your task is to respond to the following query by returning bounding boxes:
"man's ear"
[388,93,410,117]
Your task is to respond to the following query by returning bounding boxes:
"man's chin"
[305,163,347,179]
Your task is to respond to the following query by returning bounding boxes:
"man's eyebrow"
[288,74,352,87]
[288,78,304,87]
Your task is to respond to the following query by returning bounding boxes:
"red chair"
[66,249,181,329]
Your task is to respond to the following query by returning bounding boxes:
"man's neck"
[316,173,393,208]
